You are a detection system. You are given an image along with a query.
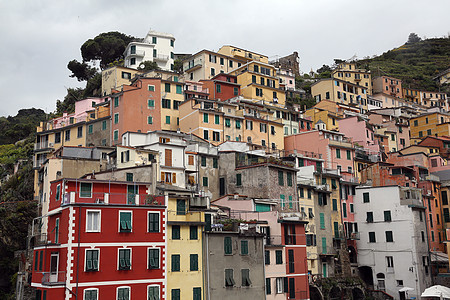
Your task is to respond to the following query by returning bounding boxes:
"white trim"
[118,210,133,233]
[83,287,99,300]
[116,286,130,300]
[56,184,61,201]
[33,242,165,250]
[287,273,308,277]
[86,210,101,233]
[74,278,164,287]
[147,284,160,300]
[117,247,132,271]
[147,246,161,270]
[285,245,307,248]
[147,211,161,233]
[84,248,100,272]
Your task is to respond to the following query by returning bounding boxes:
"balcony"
[341,173,359,183]
[347,231,360,240]
[265,235,283,246]
[278,211,306,222]
[184,59,203,72]
[129,50,145,57]
[318,245,337,256]
[328,139,353,149]
[61,192,165,207]
[42,271,66,286]
[154,54,169,61]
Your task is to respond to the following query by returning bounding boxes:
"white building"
[355,185,431,300]
[122,131,187,188]
[123,30,175,71]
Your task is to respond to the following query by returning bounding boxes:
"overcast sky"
[0,0,449,117]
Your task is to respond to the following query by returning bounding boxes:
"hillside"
[358,37,450,91]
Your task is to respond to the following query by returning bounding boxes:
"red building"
[281,220,309,300]
[31,178,166,300]
[201,73,240,101]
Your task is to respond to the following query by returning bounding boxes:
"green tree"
[407,32,422,44]
[138,61,160,72]
[173,58,183,73]
[67,59,97,82]
[55,88,84,115]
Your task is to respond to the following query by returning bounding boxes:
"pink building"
[338,116,380,154]
[285,130,356,179]
[51,98,104,129]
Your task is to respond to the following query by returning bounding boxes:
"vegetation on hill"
[358,36,450,91]
[0,109,47,145]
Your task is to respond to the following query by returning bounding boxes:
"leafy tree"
[407,33,422,44]
[316,64,332,78]
[0,109,46,145]
[80,32,137,69]
[67,59,97,82]
[173,58,183,73]
[138,61,160,72]
[83,73,102,98]
[55,88,84,115]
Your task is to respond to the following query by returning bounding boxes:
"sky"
[0,0,449,117]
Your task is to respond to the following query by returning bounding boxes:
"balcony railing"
[42,271,66,286]
[129,50,145,57]
[154,54,169,61]
[265,235,283,246]
[60,192,165,207]
[347,231,360,240]
[34,141,50,150]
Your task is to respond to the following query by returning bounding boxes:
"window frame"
[148,212,160,233]
[117,286,130,300]
[86,210,101,232]
[147,247,160,270]
[84,249,99,272]
[119,211,133,233]
[117,249,132,271]
[147,285,160,300]
[84,288,99,300]
[80,182,93,198]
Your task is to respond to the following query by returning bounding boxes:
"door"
[322,263,327,278]
[49,253,59,282]
[219,178,225,196]
[165,149,172,166]
[127,185,138,205]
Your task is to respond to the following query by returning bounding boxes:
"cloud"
[0,0,449,116]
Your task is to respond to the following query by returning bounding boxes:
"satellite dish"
[139,63,145,69]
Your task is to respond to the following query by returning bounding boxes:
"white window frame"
[148,85,155,92]
[86,210,101,232]
[276,277,283,294]
[147,284,160,300]
[116,286,131,300]
[84,288,99,300]
[117,248,132,271]
[118,210,133,233]
[84,248,100,272]
[147,211,161,233]
[147,247,161,269]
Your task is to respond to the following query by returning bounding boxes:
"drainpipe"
[75,205,82,299]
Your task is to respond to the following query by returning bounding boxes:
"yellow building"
[218,45,269,64]
[410,112,450,140]
[101,66,143,96]
[228,61,286,106]
[165,193,204,300]
[304,106,341,132]
[402,87,421,105]
[182,49,245,82]
[311,78,369,113]
[331,62,372,94]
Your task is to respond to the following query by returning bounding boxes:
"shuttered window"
[148,249,159,269]
[118,249,131,270]
[165,149,172,166]
[148,213,159,232]
[319,213,325,229]
[119,212,132,232]
[171,254,180,271]
[224,237,232,254]
[241,269,252,286]
[118,287,129,300]
[176,200,186,215]
[225,269,235,286]
[86,250,99,271]
[148,286,159,300]
[190,254,198,271]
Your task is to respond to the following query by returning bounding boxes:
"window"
[320,213,325,229]
[266,278,271,295]
[369,232,376,243]
[363,192,370,203]
[265,250,270,265]
[214,114,220,124]
[55,132,61,143]
[148,248,159,269]
[225,118,231,127]
[234,87,239,96]
[384,211,392,222]
[148,213,159,232]
[332,199,338,211]
[275,250,283,264]
[216,84,221,93]
[193,287,201,300]
[120,212,132,232]
[287,172,293,186]
[236,120,241,129]
[346,150,351,160]
[55,184,61,201]
[190,254,198,271]
[165,116,171,124]
[201,156,206,167]
[225,269,235,286]
[147,116,153,124]
[80,183,92,198]
[213,158,218,168]
[102,120,107,130]
[86,211,100,232]
[236,174,242,186]
[336,149,341,159]
[171,289,180,300]
[386,256,394,268]
[113,130,119,141]
[148,286,159,300]
[176,199,186,215]
[172,225,180,239]
[414,120,418,126]
[118,249,131,270]
[366,212,373,223]
[88,124,93,134]
[211,68,215,76]
[350,203,354,213]
[171,254,180,272]
[385,231,393,242]
[276,277,287,294]
[278,171,284,186]
[162,98,172,109]
[84,289,98,300]
[241,240,248,255]
[241,269,252,286]
[85,249,99,271]
[190,226,198,240]
[213,131,220,141]
[246,120,253,130]
[65,129,70,141]
[224,237,232,254]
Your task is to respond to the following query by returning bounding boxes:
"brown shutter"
[165,149,172,166]
[172,173,176,184]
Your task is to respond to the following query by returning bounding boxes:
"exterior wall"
[111,78,162,145]
[420,91,448,110]
[373,76,402,98]
[116,146,159,169]
[200,74,240,101]
[338,116,379,153]
[183,50,245,82]
[85,117,111,147]
[354,186,432,300]
[410,112,450,140]
[161,78,185,131]
[204,232,265,300]
[218,45,269,63]
[166,196,204,300]
[101,66,142,96]
[124,30,175,71]
[419,136,450,159]
[332,62,372,94]
[403,88,421,105]
[304,108,339,131]
[222,104,244,142]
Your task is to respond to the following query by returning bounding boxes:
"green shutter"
[299,188,304,198]
[384,211,392,222]
[234,87,238,96]
[214,115,220,124]
[288,196,293,209]
[343,203,347,218]
[193,287,201,300]
[176,85,182,94]
[287,172,292,186]
[148,213,159,232]
[166,116,171,124]
[225,118,231,127]
[278,171,284,186]
[203,177,208,187]
[255,203,271,212]
[280,194,285,208]
[347,150,351,160]
[332,199,338,211]
[363,192,370,203]
[241,240,248,255]
[120,212,132,232]
[176,200,186,215]
[171,289,181,300]
[213,158,218,168]
[80,183,91,197]
[276,250,282,264]
[172,225,180,239]
[322,237,327,254]
[190,254,198,271]
[236,120,241,129]
[334,222,339,238]
[190,226,198,240]
[224,237,232,254]
[203,113,208,123]
[148,249,159,269]
[172,254,180,271]
[319,213,325,229]
[39,251,43,271]
[165,83,171,92]
[236,174,242,186]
